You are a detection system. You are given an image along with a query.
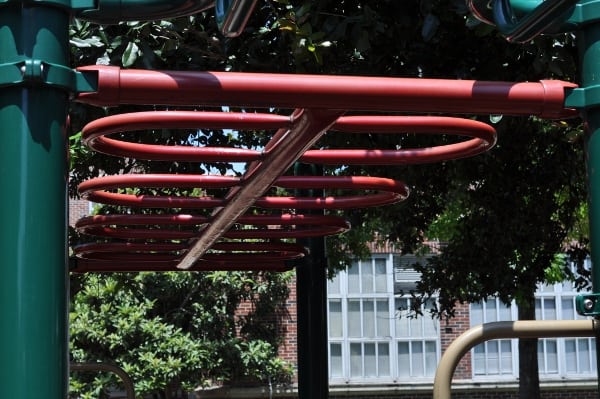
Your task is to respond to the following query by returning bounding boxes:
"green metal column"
[295,163,329,399]
[0,4,70,398]
[579,22,600,291]
[576,10,600,393]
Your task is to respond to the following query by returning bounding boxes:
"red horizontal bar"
[82,112,496,165]
[76,213,350,240]
[78,174,409,210]
[77,65,577,119]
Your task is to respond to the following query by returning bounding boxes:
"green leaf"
[121,41,139,67]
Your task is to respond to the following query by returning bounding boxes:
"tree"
[70,271,293,398]
[416,116,586,398]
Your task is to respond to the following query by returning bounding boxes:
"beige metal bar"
[70,362,136,399]
[176,108,343,270]
[433,320,598,399]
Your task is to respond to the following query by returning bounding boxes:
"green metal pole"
[0,4,70,398]
[295,163,328,399]
[577,16,600,394]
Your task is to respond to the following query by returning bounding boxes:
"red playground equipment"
[71,66,573,272]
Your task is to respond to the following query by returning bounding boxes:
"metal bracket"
[576,293,600,316]
[564,85,600,110]
[0,60,97,94]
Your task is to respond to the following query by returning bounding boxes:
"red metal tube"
[75,214,350,240]
[82,112,496,165]
[78,174,408,210]
[77,65,577,119]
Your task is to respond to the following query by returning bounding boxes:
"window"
[471,260,596,379]
[395,297,438,378]
[470,299,516,377]
[328,256,440,382]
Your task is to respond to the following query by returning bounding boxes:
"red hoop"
[78,174,409,210]
[82,111,496,165]
[75,214,350,240]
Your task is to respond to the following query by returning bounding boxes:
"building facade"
[322,246,597,398]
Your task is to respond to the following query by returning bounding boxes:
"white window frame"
[470,260,596,380]
[328,254,440,383]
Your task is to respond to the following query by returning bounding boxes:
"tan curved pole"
[70,362,135,399]
[433,320,599,399]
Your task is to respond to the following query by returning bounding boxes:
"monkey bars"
[69,67,578,273]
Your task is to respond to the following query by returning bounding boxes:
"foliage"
[415,117,586,316]
[69,271,293,398]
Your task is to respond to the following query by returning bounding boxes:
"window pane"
[487,341,499,374]
[423,312,436,335]
[376,299,389,337]
[486,301,497,322]
[535,298,542,320]
[579,339,591,373]
[362,262,374,294]
[500,340,512,373]
[546,340,558,373]
[328,300,343,338]
[348,300,361,338]
[328,273,341,295]
[348,261,360,293]
[498,304,512,321]
[473,345,486,375]
[412,341,424,377]
[562,298,575,319]
[565,339,577,373]
[591,340,597,371]
[364,343,376,377]
[378,343,390,377]
[350,343,362,377]
[425,341,437,377]
[471,302,483,326]
[363,300,375,337]
[375,259,387,292]
[330,343,343,378]
[410,314,423,337]
[543,299,556,320]
[395,298,410,337]
[397,342,410,377]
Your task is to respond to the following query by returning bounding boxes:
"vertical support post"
[0,4,70,398]
[578,18,600,392]
[295,163,329,399]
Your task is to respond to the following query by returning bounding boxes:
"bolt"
[583,298,595,311]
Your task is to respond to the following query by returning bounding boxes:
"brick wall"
[440,302,472,380]
[278,278,297,367]
[69,198,89,227]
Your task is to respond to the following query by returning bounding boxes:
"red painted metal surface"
[82,112,496,165]
[77,66,577,119]
[78,175,409,209]
[76,214,350,240]
[71,67,574,272]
